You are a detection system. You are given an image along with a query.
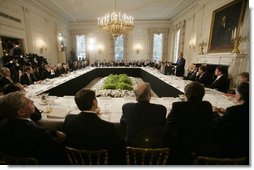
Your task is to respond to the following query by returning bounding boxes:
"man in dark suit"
[20,66,36,86]
[173,52,186,77]
[62,88,125,164]
[213,83,249,163]
[1,83,42,122]
[210,66,230,93]
[166,82,215,164]
[0,92,65,164]
[120,82,167,146]
[0,67,13,89]
[195,65,212,87]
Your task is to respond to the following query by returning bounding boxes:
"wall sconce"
[134,44,142,54]
[198,41,207,55]
[189,39,196,50]
[189,32,196,50]
[97,44,104,55]
[88,37,96,52]
[36,39,47,54]
[59,32,65,52]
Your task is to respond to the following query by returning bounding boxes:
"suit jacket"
[0,118,64,164]
[186,69,198,81]
[173,58,185,77]
[0,76,13,89]
[166,101,214,164]
[63,112,125,164]
[196,72,212,87]
[120,101,167,144]
[20,73,35,85]
[214,103,249,159]
[210,74,230,93]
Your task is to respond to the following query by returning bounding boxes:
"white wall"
[0,0,69,64]
[69,21,170,63]
[169,0,249,71]
[0,0,249,76]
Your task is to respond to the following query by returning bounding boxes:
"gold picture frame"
[208,0,247,53]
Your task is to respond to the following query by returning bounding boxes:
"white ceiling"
[33,0,199,23]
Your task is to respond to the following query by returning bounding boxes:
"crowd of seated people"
[0,62,71,94]
[0,80,249,165]
[0,51,249,164]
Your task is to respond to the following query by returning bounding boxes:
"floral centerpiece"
[92,74,137,97]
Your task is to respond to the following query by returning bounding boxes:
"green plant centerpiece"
[103,74,133,91]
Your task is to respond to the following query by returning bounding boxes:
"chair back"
[131,125,166,148]
[126,146,170,165]
[193,156,247,165]
[0,152,38,165]
[65,147,108,165]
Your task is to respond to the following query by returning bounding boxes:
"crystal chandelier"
[97,0,134,38]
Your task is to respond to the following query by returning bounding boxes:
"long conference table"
[24,67,237,130]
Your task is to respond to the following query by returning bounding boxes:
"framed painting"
[208,0,247,53]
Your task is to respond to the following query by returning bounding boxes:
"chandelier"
[97,0,134,38]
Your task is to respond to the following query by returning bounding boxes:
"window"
[152,33,163,62]
[76,35,86,60]
[115,34,123,61]
[173,29,180,62]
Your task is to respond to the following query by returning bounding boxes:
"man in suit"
[120,82,167,146]
[173,52,186,77]
[213,83,249,163]
[195,65,212,87]
[210,66,230,93]
[62,88,125,164]
[1,83,42,122]
[186,63,198,81]
[166,82,215,164]
[0,92,65,164]
[0,67,13,89]
[20,66,36,86]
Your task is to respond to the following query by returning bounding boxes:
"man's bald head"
[134,82,151,102]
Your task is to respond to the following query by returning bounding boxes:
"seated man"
[186,63,198,81]
[62,88,125,164]
[20,66,36,86]
[195,65,212,87]
[1,83,42,122]
[120,82,167,146]
[238,72,249,84]
[166,82,215,164]
[213,83,249,163]
[209,66,230,93]
[0,92,65,164]
[0,67,13,89]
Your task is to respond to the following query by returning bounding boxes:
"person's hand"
[213,107,225,113]
[56,131,66,142]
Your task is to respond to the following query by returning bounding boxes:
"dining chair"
[126,146,170,165]
[0,152,38,165]
[193,156,247,165]
[65,146,108,165]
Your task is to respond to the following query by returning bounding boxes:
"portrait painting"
[208,0,246,53]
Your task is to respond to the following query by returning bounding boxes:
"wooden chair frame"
[0,152,38,165]
[65,147,108,165]
[126,146,170,165]
[193,156,247,165]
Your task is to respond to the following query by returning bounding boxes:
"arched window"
[173,29,180,62]
[76,35,86,60]
[153,33,163,62]
[114,34,124,61]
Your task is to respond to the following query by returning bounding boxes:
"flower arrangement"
[103,74,133,91]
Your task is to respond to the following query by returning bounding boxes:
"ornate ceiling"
[31,0,199,23]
